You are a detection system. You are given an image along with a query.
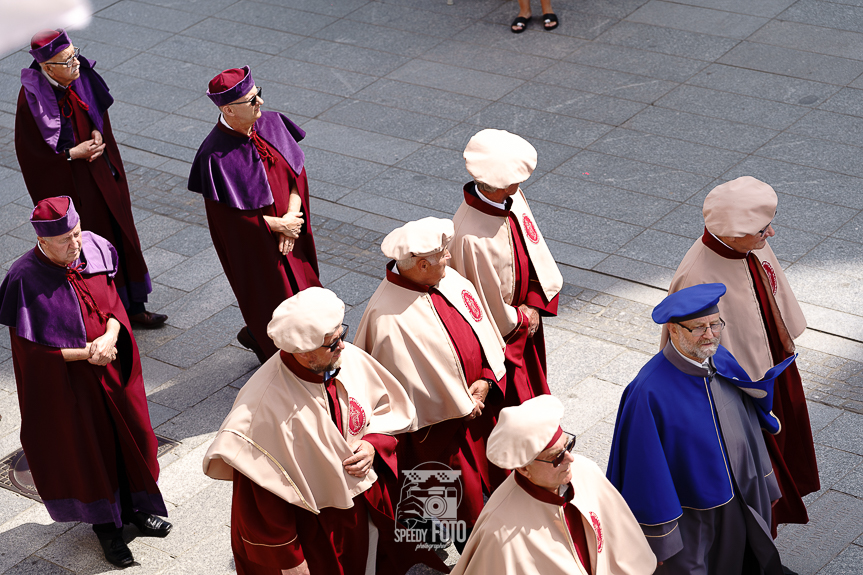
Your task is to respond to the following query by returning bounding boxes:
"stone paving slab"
[0,0,862,574]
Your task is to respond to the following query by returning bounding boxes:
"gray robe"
[642,344,782,574]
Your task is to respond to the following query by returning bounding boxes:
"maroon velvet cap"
[30,196,80,237]
[29,29,72,64]
[207,66,255,107]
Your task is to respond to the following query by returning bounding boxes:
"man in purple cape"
[188,66,320,363]
[15,29,166,328]
[0,197,172,568]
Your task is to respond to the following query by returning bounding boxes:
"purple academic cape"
[187,111,306,210]
[0,231,116,348]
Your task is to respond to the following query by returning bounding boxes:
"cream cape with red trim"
[452,456,656,575]
[663,240,806,380]
[451,188,563,339]
[202,343,415,513]
[355,268,505,429]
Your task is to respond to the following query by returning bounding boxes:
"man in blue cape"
[607,283,796,575]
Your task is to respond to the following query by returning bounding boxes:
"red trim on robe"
[207,124,320,358]
[514,472,592,573]
[503,213,553,405]
[701,227,818,532]
[15,87,150,303]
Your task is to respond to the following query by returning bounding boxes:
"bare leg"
[512,0,532,32]
[540,0,557,29]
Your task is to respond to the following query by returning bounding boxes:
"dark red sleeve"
[231,469,305,569]
[503,307,530,368]
[524,285,559,316]
[15,88,79,201]
[364,433,398,479]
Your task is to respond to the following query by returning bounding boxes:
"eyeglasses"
[756,211,777,238]
[535,432,576,468]
[230,86,262,107]
[674,318,726,338]
[44,47,80,69]
[320,324,349,352]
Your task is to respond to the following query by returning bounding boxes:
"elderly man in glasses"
[203,288,446,575]
[452,395,655,575]
[664,177,817,536]
[355,217,506,552]
[189,66,321,364]
[608,283,799,575]
[0,197,171,568]
[15,30,165,328]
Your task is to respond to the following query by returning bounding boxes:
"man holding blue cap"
[607,283,795,575]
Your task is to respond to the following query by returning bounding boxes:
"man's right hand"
[282,561,309,575]
[518,304,540,337]
[263,213,304,237]
[69,139,106,162]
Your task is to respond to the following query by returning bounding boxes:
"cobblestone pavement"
[0,1,862,574]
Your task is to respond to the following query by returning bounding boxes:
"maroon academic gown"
[514,472,593,573]
[701,231,818,534]
[15,76,151,307]
[463,189,559,411]
[204,123,320,359]
[386,270,503,527]
[9,246,164,526]
[230,353,447,575]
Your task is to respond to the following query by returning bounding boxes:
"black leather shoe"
[128,511,172,538]
[237,326,269,364]
[96,533,134,568]
[129,310,168,329]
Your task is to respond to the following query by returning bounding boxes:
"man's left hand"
[466,379,489,420]
[519,304,540,337]
[89,130,105,162]
[278,234,295,255]
[343,440,375,478]
[88,333,118,365]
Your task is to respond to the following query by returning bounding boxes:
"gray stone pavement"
[0,0,862,573]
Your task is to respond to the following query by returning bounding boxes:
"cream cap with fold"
[463,129,537,190]
[703,176,778,238]
[381,217,454,260]
[267,288,345,353]
[487,395,564,469]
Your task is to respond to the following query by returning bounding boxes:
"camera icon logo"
[396,462,463,526]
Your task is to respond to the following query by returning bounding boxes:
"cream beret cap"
[463,129,537,190]
[703,176,778,238]
[381,217,454,260]
[267,288,345,353]
[487,395,564,469]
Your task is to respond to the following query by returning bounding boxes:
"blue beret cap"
[652,283,727,324]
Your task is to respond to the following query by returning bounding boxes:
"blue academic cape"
[606,345,795,526]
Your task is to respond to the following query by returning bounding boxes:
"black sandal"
[511,16,530,33]
[542,13,559,31]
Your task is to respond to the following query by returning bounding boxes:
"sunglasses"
[534,432,577,467]
[320,324,349,352]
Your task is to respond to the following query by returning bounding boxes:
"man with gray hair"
[450,129,563,417]
[355,217,506,550]
[203,288,445,575]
